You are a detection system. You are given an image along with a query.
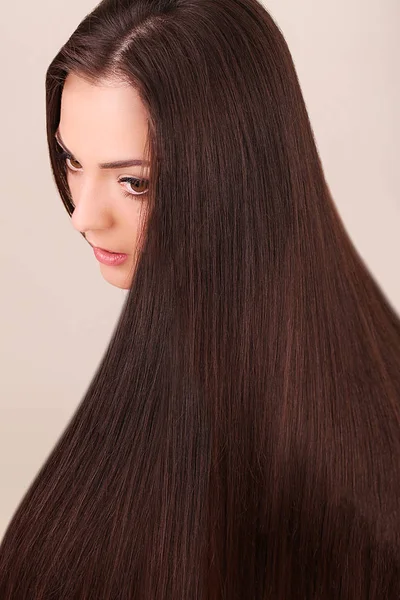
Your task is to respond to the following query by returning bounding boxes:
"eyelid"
[65,155,82,172]
[55,138,76,160]
[61,155,149,196]
[119,175,149,196]
[56,144,80,167]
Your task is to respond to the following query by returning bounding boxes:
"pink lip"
[93,246,128,266]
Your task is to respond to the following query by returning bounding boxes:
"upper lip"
[97,247,126,254]
[88,242,125,254]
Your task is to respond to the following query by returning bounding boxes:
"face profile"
[56,72,150,290]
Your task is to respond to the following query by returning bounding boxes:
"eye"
[119,176,149,197]
[65,156,82,172]
[54,141,149,197]
[55,147,82,172]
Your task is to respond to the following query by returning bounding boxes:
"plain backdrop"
[0,0,399,539]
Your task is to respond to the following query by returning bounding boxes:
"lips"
[97,247,121,254]
[87,239,124,254]
[92,246,128,266]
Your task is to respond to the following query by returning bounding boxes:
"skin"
[57,72,150,290]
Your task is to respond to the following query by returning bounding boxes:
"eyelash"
[55,150,149,197]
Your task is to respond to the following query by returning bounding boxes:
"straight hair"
[1,0,399,597]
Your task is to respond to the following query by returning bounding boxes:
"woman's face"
[56,72,150,290]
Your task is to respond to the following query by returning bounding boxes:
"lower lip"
[93,247,128,266]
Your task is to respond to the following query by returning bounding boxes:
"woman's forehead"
[59,73,149,164]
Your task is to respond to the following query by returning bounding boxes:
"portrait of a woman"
[0,0,399,597]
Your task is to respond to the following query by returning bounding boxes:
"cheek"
[119,199,147,230]
[124,204,149,254]
[65,173,148,231]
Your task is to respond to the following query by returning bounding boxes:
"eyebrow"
[54,129,150,170]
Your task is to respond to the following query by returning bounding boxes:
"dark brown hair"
[1,0,399,597]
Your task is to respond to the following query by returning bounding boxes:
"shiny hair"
[1,0,399,597]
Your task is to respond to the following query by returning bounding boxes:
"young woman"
[1,0,399,597]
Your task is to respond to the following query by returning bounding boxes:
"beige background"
[0,0,399,539]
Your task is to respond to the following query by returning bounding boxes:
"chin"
[110,280,132,290]
[99,264,133,290]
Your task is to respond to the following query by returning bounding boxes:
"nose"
[70,177,113,234]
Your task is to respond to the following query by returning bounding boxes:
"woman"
[1,0,399,597]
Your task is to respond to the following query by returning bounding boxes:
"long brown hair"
[1,0,399,597]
